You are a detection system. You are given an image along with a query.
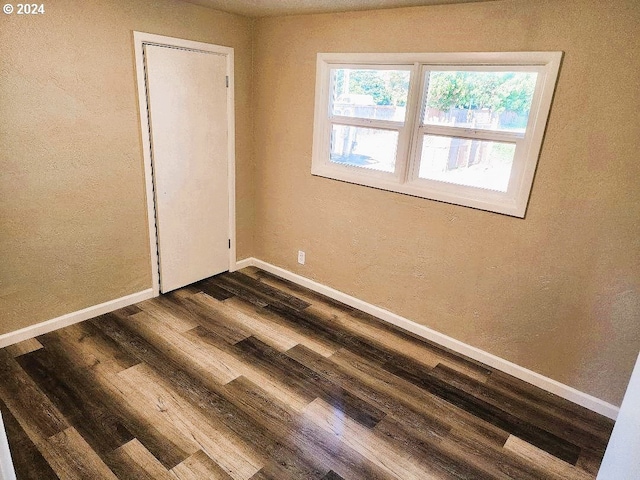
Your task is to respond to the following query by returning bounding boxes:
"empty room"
[1,0,639,478]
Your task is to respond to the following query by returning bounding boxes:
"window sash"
[419,124,524,142]
[330,116,404,131]
[408,133,522,192]
[328,64,413,120]
[417,65,543,133]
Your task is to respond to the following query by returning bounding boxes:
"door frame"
[133,31,236,296]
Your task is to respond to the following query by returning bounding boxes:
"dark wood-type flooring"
[0,267,614,479]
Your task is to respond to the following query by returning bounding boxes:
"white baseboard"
[239,257,619,420]
[0,289,154,349]
[232,258,254,272]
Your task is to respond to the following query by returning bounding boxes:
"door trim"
[133,31,236,296]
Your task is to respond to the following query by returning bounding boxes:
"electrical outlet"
[297,250,306,265]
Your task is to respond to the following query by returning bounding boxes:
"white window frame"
[311,52,563,217]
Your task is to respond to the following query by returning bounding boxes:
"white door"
[144,44,229,293]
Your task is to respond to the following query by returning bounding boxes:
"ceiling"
[181,0,497,18]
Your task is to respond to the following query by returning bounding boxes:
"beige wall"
[1,0,638,407]
[252,0,640,405]
[0,0,254,335]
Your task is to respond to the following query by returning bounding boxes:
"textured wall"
[252,0,640,405]
[0,0,254,335]
[2,0,638,407]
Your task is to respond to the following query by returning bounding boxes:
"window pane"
[330,68,410,122]
[330,125,398,173]
[418,135,515,192]
[424,71,538,133]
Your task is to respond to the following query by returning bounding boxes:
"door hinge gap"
[226,76,229,88]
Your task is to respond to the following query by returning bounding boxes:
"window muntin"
[311,52,562,217]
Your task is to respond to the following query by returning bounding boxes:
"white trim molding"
[232,258,254,271]
[238,257,619,420]
[0,289,154,349]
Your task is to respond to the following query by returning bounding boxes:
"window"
[311,52,562,217]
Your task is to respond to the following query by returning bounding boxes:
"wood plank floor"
[0,267,614,479]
